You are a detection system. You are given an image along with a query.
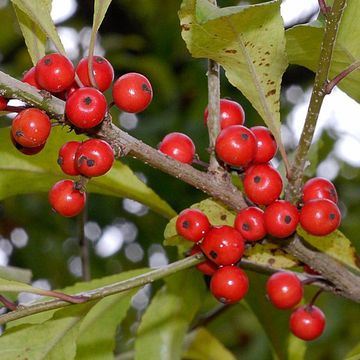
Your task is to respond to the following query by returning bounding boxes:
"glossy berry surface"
[65,87,107,129]
[75,139,114,177]
[57,141,82,176]
[76,56,114,92]
[35,53,75,93]
[302,177,338,204]
[200,225,245,266]
[11,108,51,147]
[204,98,245,129]
[22,67,41,89]
[234,206,266,242]
[159,132,195,164]
[266,272,303,309]
[112,72,153,113]
[243,163,283,205]
[190,245,218,276]
[0,96,7,111]
[210,266,249,304]
[251,126,278,163]
[10,133,45,155]
[290,305,326,341]
[215,125,257,167]
[49,179,86,217]
[176,208,211,242]
[300,199,341,236]
[264,200,299,238]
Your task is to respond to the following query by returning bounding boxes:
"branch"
[286,0,347,202]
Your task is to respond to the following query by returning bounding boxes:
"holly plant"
[0,0,359,359]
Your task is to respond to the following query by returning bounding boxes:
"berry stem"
[309,288,324,307]
[0,294,17,311]
[285,0,347,203]
[318,0,331,16]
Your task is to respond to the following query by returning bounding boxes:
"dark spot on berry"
[329,213,336,220]
[95,57,103,63]
[241,133,249,140]
[330,189,336,196]
[78,155,86,166]
[15,130,24,138]
[209,250,217,259]
[86,159,95,167]
[284,215,292,224]
[254,176,261,183]
[44,58,52,65]
[182,220,190,229]
[219,297,228,303]
[142,83,152,93]
[242,223,250,231]
[57,156,63,166]
[220,214,227,220]
[84,96,92,105]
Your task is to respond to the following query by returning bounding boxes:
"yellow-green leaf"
[93,0,112,34]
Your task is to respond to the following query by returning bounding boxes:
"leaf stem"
[318,0,331,16]
[286,0,347,203]
[0,295,17,311]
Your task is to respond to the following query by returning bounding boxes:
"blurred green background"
[0,0,359,359]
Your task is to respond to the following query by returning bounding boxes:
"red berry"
[190,245,218,276]
[35,53,75,93]
[303,264,320,275]
[76,56,114,92]
[10,132,45,155]
[159,132,195,164]
[243,164,283,205]
[290,305,326,341]
[176,208,211,242]
[65,87,107,129]
[302,177,338,204]
[264,200,299,238]
[215,125,257,167]
[0,96,7,111]
[234,206,266,242]
[266,272,303,309]
[57,141,82,176]
[210,265,249,304]
[204,98,245,129]
[200,225,245,266]
[299,199,341,236]
[49,179,86,217]
[11,108,51,147]
[75,139,114,177]
[112,72,153,113]
[22,67,41,89]
[250,126,278,163]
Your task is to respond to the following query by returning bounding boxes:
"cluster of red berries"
[7,52,153,217]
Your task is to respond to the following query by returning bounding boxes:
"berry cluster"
[8,53,153,217]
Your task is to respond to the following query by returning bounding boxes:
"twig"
[324,59,360,94]
[0,295,17,311]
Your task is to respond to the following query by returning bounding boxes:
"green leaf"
[345,342,360,360]
[179,0,288,149]
[287,333,306,360]
[13,3,46,65]
[297,227,360,273]
[10,0,66,54]
[0,265,32,284]
[0,303,93,360]
[183,327,236,360]
[0,127,175,218]
[0,277,54,296]
[135,269,205,360]
[286,0,360,103]
[93,0,112,34]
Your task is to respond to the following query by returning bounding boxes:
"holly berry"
[35,53,75,93]
[243,163,283,205]
[302,177,338,204]
[11,108,51,147]
[250,126,278,163]
[159,132,195,164]
[299,199,341,236]
[215,125,257,168]
[234,206,266,242]
[112,72,153,113]
[190,245,218,276]
[0,96,8,111]
[204,98,245,129]
[10,133,45,155]
[210,265,249,304]
[57,141,82,176]
[49,179,86,217]
[22,67,41,89]
[176,208,211,242]
[76,56,114,92]
[266,272,303,309]
[264,200,299,238]
[200,225,245,266]
[289,305,326,341]
[75,139,114,177]
[65,87,107,129]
